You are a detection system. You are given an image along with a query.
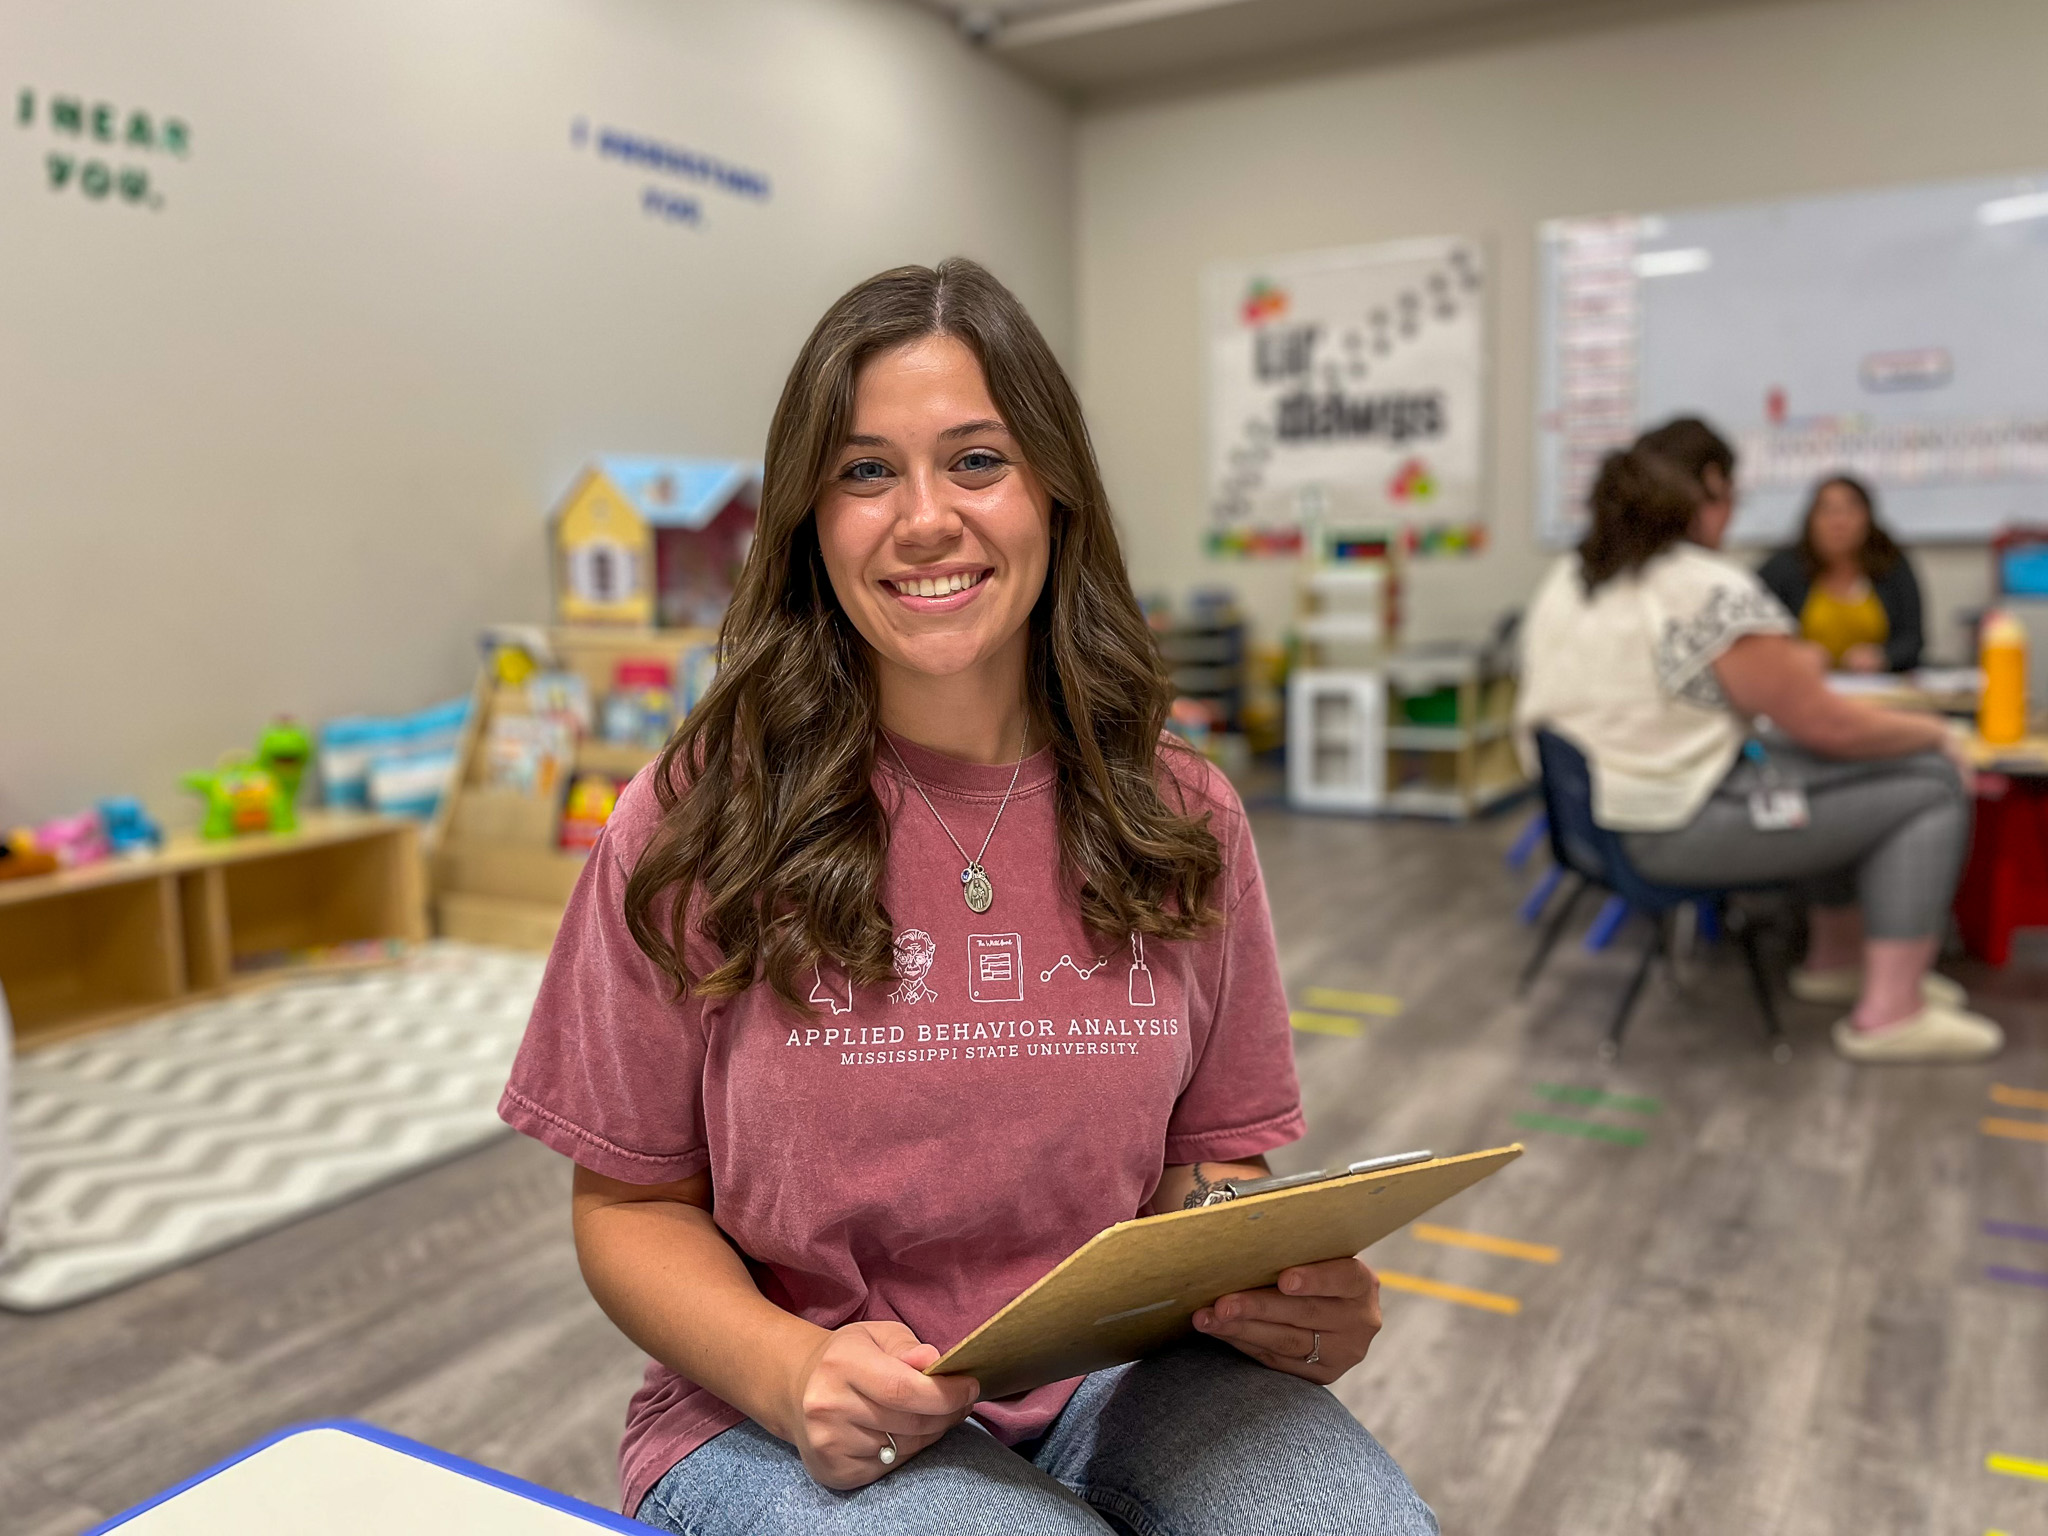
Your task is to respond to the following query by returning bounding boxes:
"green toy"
[182,718,313,840]
[181,761,290,839]
[257,718,313,811]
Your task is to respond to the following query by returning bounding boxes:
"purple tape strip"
[1984,1219,2048,1246]
[1985,1265,2048,1291]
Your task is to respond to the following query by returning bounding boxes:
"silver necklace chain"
[882,720,1028,914]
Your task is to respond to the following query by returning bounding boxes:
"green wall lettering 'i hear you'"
[16,87,191,210]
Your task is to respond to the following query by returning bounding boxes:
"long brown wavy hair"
[623,258,1223,1010]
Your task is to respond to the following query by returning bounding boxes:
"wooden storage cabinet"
[0,815,425,1050]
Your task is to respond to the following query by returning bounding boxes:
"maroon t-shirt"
[499,733,1304,1515]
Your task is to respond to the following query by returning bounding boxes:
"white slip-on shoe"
[1831,1004,2004,1064]
[1791,966,1966,1008]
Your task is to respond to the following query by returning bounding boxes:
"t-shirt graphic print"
[499,732,1303,1518]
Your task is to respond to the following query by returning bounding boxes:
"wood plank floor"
[2,807,2042,1534]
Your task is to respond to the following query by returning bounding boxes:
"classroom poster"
[1205,238,1486,554]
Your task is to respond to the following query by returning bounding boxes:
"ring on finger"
[878,1432,898,1466]
[1303,1331,1321,1366]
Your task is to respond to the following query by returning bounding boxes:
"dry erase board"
[1535,172,2048,547]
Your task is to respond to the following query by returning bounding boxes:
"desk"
[86,1420,644,1534]
[1955,733,2048,965]
[1823,668,1982,716]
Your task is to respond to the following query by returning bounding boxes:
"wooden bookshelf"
[0,813,426,1049]
[431,624,716,951]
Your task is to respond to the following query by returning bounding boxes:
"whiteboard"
[1535,172,2048,547]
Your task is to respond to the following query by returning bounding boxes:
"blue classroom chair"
[1519,729,1790,1061]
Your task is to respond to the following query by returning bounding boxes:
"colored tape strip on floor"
[1377,1270,1521,1316]
[1411,1223,1560,1264]
[1529,1083,1661,1116]
[1985,1266,2048,1291]
[1983,1219,2048,1245]
[1986,1451,2048,1482]
[1990,1082,2048,1111]
[1301,987,1403,1017]
[1289,1011,1364,1038]
[1512,1111,1647,1147]
[1981,1117,2048,1144]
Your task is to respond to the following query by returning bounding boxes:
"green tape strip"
[1530,1083,1662,1116]
[1513,1112,1648,1147]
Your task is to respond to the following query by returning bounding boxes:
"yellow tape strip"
[1987,1452,2048,1481]
[1982,1117,2048,1144]
[1301,987,1403,1017]
[1989,1083,2048,1112]
[1290,1011,1364,1038]
[1377,1269,1521,1315]
[1412,1223,1560,1265]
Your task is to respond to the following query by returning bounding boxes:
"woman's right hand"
[784,1321,981,1489]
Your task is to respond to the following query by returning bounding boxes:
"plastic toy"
[551,458,760,628]
[182,760,290,839]
[559,773,621,851]
[0,829,60,880]
[480,624,555,688]
[257,718,314,811]
[98,797,163,856]
[35,811,109,868]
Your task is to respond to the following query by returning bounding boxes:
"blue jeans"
[636,1338,1439,1535]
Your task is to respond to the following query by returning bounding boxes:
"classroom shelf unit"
[1155,608,1248,733]
[1286,646,1524,820]
[1381,647,1525,820]
[0,814,426,1050]
[432,625,716,950]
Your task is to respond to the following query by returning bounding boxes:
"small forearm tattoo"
[1182,1164,1219,1209]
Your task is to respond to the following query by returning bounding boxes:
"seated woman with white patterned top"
[497,260,1438,1535]
[1516,417,1998,1065]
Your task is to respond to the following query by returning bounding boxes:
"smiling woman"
[626,259,1219,1009]
[498,259,1440,1535]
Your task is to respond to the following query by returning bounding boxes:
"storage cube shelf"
[1287,669,1387,812]
[0,814,426,1049]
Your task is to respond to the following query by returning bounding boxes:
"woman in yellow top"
[1757,475,1924,673]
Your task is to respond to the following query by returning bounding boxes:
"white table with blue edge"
[84,1419,649,1533]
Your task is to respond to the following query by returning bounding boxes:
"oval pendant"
[964,867,993,914]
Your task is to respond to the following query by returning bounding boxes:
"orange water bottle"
[1977,608,2028,745]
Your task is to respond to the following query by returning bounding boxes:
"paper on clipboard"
[928,1145,1522,1399]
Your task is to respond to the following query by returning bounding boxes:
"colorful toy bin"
[550,458,761,629]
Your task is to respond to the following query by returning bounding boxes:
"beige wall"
[0,0,1071,826]
[1076,0,2048,654]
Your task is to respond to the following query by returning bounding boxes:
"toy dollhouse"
[550,457,761,628]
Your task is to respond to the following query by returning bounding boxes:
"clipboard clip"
[1197,1150,1433,1207]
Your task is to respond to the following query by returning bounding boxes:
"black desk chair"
[1522,729,1789,1061]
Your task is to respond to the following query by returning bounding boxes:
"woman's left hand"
[1191,1257,1381,1385]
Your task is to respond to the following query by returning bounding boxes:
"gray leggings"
[1623,746,1971,940]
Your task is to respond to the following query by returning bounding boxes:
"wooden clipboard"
[928,1144,1522,1399]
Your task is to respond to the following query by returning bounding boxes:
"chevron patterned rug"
[0,941,545,1311]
